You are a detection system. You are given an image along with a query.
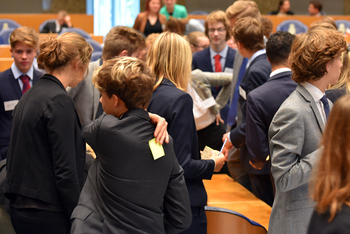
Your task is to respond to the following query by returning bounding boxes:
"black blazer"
[40,22,68,33]
[5,74,86,218]
[147,78,215,207]
[71,109,192,234]
[246,71,297,171]
[229,53,271,174]
[0,68,42,160]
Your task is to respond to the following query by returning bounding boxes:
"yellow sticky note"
[149,138,165,160]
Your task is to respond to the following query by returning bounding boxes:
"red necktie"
[214,54,222,72]
[20,75,31,94]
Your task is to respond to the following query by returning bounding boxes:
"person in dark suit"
[147,32,226,234]
[268,0,294,16]
[268,28,346,234]
[40,10,72,33]
[0,27,43,160]
[245,31,296,206]
[307,95,350,234]
[222,17,271,196]
[192,11,235,118]
[71,57,191,234]
[5,33,93,234]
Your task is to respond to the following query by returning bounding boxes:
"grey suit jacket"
[67,60,101,125]
[268,84,332,234]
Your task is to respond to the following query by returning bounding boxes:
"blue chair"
[59,27,91,39]
[90,51,102,62]
[39,19,56,33]
[86,38,103,52]
[189,10,209,15]
[335,20,350,34]
[205,206,267,234]
[0,19,21,31]
[0,29,15,45]
[276,20,308,34]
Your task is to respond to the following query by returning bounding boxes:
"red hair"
[145,0,162,12]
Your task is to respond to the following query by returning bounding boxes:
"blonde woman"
[147,32,225,234]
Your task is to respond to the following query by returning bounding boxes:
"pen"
[218,138,227,157]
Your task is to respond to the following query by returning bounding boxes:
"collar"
[11,62,34,80]
[209,45,228,59]
[121,108,150,122]
[247,49,266,68]
[270,68,292,77]
[300,82,325,103]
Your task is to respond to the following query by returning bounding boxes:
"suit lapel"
[297,84,325,132]
[204,48,213,72]
[224,48,234,69]
[8,70,22,99]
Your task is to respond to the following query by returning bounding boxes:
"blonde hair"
[226,0,261,20]
[10,26,39,49]
[204,10,231,41]
[37,32,93,74]
[93,57,155,109]
[146,32,192,91]
[329,52,350,93]
[311,94,350,221]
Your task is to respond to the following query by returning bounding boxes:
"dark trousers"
[10,207,70,234]
[181,206,207,234]
[249,173,274,206]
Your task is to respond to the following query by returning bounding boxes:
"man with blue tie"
[0,27,43,160]
[224,0,261,190]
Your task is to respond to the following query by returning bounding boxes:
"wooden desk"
[204,174,271,230]
[0,45,11,58]
[0,58,13,72]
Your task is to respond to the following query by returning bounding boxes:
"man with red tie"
[0,27,43,160]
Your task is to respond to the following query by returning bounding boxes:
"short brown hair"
[260,17,273,39]
[166,17,186,35]
[187,31,207,46]
[232,17,264,52]
[310,0,322,11]
[204,11,231,41]
[310,16,337,31]
[10,26,39,49]
[102,26,146,61]
[92,57,155,110]
[289,29,347,83]
[226,1,260,21]
[37,32,93,74]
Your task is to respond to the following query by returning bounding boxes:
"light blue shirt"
[11,62,34,90]
[209,45,228,72]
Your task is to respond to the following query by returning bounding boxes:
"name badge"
[224,67,233,74]
[4,100,19,111]
[202,96,216,109]
[239,86,246,100]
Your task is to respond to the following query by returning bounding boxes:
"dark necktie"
[20,74,31,94]
[320,95,330,120]
[227,57,248,126]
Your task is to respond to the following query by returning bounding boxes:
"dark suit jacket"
[40,22,68,33]
[71,109,192,234]
[325,87,346,103]
[308,204,350,234]
[0,68,42,160]
[229,53,271,174]
[147,78,215,207]
[5,74,85,219]
[246,71,296,171]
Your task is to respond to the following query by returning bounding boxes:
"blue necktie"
[320,95,330,120]
[227,58,248,126]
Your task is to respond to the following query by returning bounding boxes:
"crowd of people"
[0,0,350,234]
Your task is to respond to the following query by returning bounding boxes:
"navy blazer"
[246,71,297,171]
[229,53,271,174]
[0,67,42,160]
[147,78,215,207]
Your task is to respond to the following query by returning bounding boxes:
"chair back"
[205,206,267,234]
[91,51,102,62]
[276,20,308,34]
[189,10,209,15]
[0,29,15,45]
[335,20,350,34]
[86,38,103,52]
[0,19,21,31]
[59,27,91,39]
[39,19,56,32]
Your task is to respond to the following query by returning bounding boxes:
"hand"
[215,113,224,126]
[149,112,169,144]
[222,133,233,159]
[249,160,266,170]
[64,15,72,27]
[210,150,226,172]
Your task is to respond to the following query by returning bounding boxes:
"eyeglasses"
[208,28,226,33]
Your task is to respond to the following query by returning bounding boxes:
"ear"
[10,48,13,57]
[119,50,128,57]
[112,94,119,108]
